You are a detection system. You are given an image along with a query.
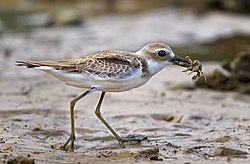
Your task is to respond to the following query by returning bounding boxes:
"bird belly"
[42,67,149,92]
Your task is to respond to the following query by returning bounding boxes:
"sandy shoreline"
[0,62,250,163]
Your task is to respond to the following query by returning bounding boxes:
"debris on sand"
[150,114,175,122]
[32,123,42,132]
[149,155,163,161]
[138,147,159,158]
[195,51,250,94]
[1,154,35,164]
[206,136,239,143]
[134,147,163,161]
[96,150,133,160]
[211,147,248,156]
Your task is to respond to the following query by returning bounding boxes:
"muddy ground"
[1,62,250,163]
[0,9,250,164]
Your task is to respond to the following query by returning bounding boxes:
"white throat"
[146,59,172,76]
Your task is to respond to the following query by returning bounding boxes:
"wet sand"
[0,62,250,163]
[0,9,250,163]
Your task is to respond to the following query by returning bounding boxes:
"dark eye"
[157,50,167,57]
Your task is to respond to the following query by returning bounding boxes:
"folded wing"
[16,51,141,79]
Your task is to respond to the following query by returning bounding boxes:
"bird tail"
[16,60,40,68]
[15,60,77,72]
[16,60,68,68]
[15,60,64,71]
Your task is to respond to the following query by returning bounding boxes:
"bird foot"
[60,135,75,152]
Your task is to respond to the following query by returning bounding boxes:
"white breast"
[39,65,149,92]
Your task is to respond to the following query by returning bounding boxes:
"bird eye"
[157,50,167,57]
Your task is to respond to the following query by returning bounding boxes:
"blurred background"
[0,0,250,93]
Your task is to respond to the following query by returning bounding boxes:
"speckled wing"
[69,51,141,79]
[16,51,142,79]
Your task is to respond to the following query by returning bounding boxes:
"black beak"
[169,56,191,67]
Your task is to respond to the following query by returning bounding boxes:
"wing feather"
[72,52,141,79]
[17,51,142,79]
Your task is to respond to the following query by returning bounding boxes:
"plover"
[16,43,196,151]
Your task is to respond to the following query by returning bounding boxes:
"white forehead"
[154,46,172,52]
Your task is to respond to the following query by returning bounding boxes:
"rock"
[151,114,175,122]
[222,51,250,82]
[207,136,239,143]
[149,155,163,161]
[195,51,250,94]
[32,123,42,132]
[196,69,237,90]
[138,147,159,158]
[212,147,248,156]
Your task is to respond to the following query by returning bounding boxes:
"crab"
[183,56,207,82]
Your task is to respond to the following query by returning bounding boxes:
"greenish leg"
[95,92,148,148]
[60,87,96,151]
[95,91,126,148]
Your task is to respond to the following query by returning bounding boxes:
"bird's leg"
[94,92,125,148]
[95,92,147,148]
[60,87,96,151]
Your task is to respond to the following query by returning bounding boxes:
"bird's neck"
[146,59,166,76]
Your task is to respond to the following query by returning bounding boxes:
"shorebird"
[16,43,194,151]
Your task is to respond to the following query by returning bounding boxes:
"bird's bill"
[169,55,191,68]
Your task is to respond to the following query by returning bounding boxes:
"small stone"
[212,147,248,156]
[150,155,163,161]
